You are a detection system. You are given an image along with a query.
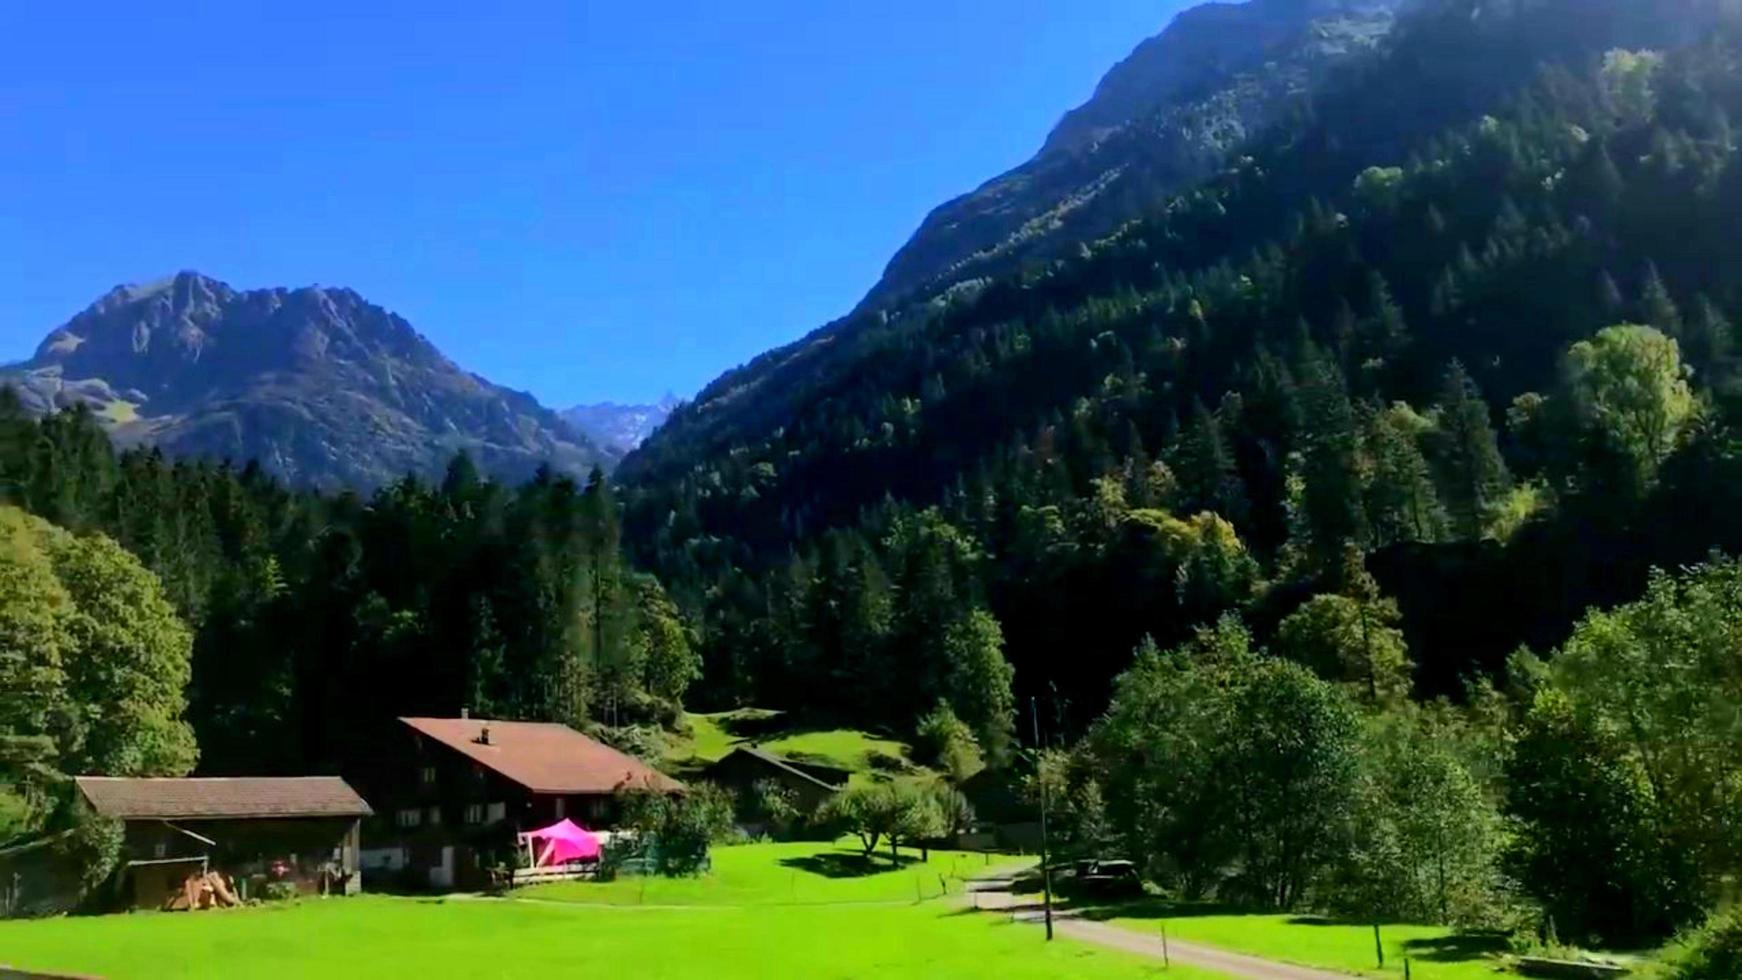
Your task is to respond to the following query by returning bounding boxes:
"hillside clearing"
[665,710,914,776]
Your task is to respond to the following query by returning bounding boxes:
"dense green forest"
[604,0,1742,947]
[0,393,698,805]
[622,0,1742,725]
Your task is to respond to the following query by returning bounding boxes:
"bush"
[616,781,734,876]
[53,812,122,896]
[1654,907,1742,980]
[262,880,299,902]
[740,779,799,838]
[913,702,983,783]
[591,724,667,763]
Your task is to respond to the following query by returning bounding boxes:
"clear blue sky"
[1,1,1184,406]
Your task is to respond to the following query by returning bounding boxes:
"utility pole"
[1031,697,1054,941]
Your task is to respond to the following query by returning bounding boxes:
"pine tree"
[1172,400,1249,525]
[1362,403,1449,547]
[1639,263,1684,338]
[1433,361,1511,540]
[1293,341,1367,566]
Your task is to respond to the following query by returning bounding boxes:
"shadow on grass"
[779,851,920,879]
[1401,932,1511,962]
[717,710,789,739]
[1073,898,1249,922]
[1066,898,1507,966]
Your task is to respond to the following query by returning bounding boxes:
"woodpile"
[162,871,241,912]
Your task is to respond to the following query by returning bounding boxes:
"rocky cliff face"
[6,272,612,488]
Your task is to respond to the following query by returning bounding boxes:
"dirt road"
[967,879,1353,980]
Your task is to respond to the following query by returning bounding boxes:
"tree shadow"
[779,851,919,879]
[717,710,790,739]
[1401,932,1511,963]
[1070,898,1248,921]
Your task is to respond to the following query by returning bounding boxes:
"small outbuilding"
[75,776,372,910]
[702,746,850,815]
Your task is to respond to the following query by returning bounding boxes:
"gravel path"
[966,879,1352,980]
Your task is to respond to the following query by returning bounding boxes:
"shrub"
[591,724,667,763]
[913,702,983,783]
[617,781,734,876]
[262,880,300,903]
[1654,907,1742,980]
[741,779,799,838]
[53,812,122,896]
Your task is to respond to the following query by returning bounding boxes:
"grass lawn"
[665,710,912,775]
[1096,904,1512,979]
[0,895,1224,979]
[524,839,1024,907]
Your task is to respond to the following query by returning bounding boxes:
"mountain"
[862,0,1405,313]
[623,0,1407,479]
[562,396,680,454]
[620,0,1737,721]
[3,272,614,488]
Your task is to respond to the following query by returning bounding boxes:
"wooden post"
[1161,921,1170,969]
[1404,957,1411,979]
[1373,923,1385,969]
[1032,698,1054,942]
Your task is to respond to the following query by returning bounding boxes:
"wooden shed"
[702,747,850,815]
[75,776,372,910]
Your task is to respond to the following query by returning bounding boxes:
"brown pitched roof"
[400,717,682,795]
[75,777,373,820]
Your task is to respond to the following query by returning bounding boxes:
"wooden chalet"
[352,715,681,891]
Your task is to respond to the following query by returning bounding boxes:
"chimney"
[475,725,491,746]
[460,707,469,720]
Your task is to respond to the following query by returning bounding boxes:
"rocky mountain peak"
[1042,0,1403,158]
[6,275,612,489]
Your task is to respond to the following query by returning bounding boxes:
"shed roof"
[74,777,373,821]
[709,746,845,793]
[400,717,682,795]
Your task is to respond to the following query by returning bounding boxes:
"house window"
[153,841,167,859]
[553,798,565,820]
[464,804,484,825]
[486,802,506,824]
[396,808,423,829]
[427,806,443,826]
[587,797,607,820]
[420,766,437,786]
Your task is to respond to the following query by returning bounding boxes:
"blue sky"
[1,1,1184,406]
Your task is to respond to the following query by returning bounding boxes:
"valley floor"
[0,842,1203,979]
[0,896,1198,979]
[0,840,1558,979]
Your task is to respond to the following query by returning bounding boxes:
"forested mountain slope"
[621,0,1742,736]
[866,0,1405,311]
[3,272,612,489]
[0,398,695,780]
[623,0,1407,471]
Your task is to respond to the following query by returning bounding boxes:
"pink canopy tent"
[518,819,602,867]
